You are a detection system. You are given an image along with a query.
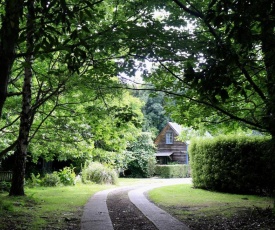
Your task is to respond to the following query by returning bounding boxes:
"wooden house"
[154,122,188,164]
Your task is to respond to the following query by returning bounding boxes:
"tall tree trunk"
[260,5,275,210]
[9,0,34,196]
[9,60,33,195]
[261,6,275,135]
[268,135,275,211]
[0,0,24,117]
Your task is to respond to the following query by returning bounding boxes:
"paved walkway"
[81,178,191,230]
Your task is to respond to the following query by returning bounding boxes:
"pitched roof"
[168,122,182,135]
[154,122,186,145]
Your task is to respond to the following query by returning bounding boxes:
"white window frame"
[166,132,173,144]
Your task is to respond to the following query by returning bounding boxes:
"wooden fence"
[0,171,12,182]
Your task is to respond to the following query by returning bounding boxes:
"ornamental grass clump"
[81,162,118,185]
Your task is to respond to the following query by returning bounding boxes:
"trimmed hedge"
[189,135,275,194]
[155,164,190,178]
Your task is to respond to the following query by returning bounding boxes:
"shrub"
[125,132,156,178]
[58,167,76,186]
[189,135,275,194]
[0,181,11,192]
[26,173,42,187]
[147,156,156,178]
[41,172,60,187]
[155,164,190,178]
[81,162,118,185]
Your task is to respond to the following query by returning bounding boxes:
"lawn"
[0,178,157,229]
[0,183,114,230]
[148,184,274,228]
[0,179,274,229]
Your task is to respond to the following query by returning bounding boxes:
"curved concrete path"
[81,188,115,230]
[81,178,191,230]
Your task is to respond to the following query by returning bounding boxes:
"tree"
[132,89,171,135]
[2,62,143,195]
[131,1,275,138]
[0,0,158,195]
[0,0,24,116]
[125,132,156,178]
[9,0,35,195]
[29,86,143,171]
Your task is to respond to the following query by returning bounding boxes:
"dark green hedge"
[155,164,190,178]
[189,136,275,194]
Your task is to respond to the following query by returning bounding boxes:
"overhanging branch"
[0,140,17,159]
[105,84,266,131]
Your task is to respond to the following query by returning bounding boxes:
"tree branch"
[172,0,203,18]
[0,140,17,159]
[108,84,266,132]
[0,116,20,132]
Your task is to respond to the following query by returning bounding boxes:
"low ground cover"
[1,179,274,229]
[148,184,275,229]
[0,178,155,229]
[0,183,113,230]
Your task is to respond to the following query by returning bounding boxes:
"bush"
[125,132,156,178]
[0,181,11,192]
[41,172,60,187]
[26,173,42,187]
[155,164,190,178]
[147,156,156,177]
[189,135,275,194]
[26,167,76,187]
[58,167,76,186]
[81,162,118,185]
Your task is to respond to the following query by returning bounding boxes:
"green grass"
[1,179,273,229]
[0,178,158,229]
[0,183,114,229]
[148,184,274,220]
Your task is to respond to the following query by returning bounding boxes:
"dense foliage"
[57,167,76,186]
[41,172,61,187]
[189,136,275,194]
[0,0,160,195]
[81,162,118,185]
[2,0,275,195]
[125,132,156,178]
[130,1,275,137]
[132,89,171,136]
[154,164,189,178]
[27,89,143,162]
[26,166,76,187]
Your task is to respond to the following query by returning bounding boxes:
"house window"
[166,132,173,144]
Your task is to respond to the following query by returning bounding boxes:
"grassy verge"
[148,184,274,226]
[2,179,273,229]
[0,183,114,230]
[0,178,156,230]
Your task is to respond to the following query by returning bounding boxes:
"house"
[154,122,188,164]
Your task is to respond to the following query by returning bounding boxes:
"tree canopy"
[0,0,157,195]
[132,0,275,137]
[132,89,171,136]
[2,0,275,195]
